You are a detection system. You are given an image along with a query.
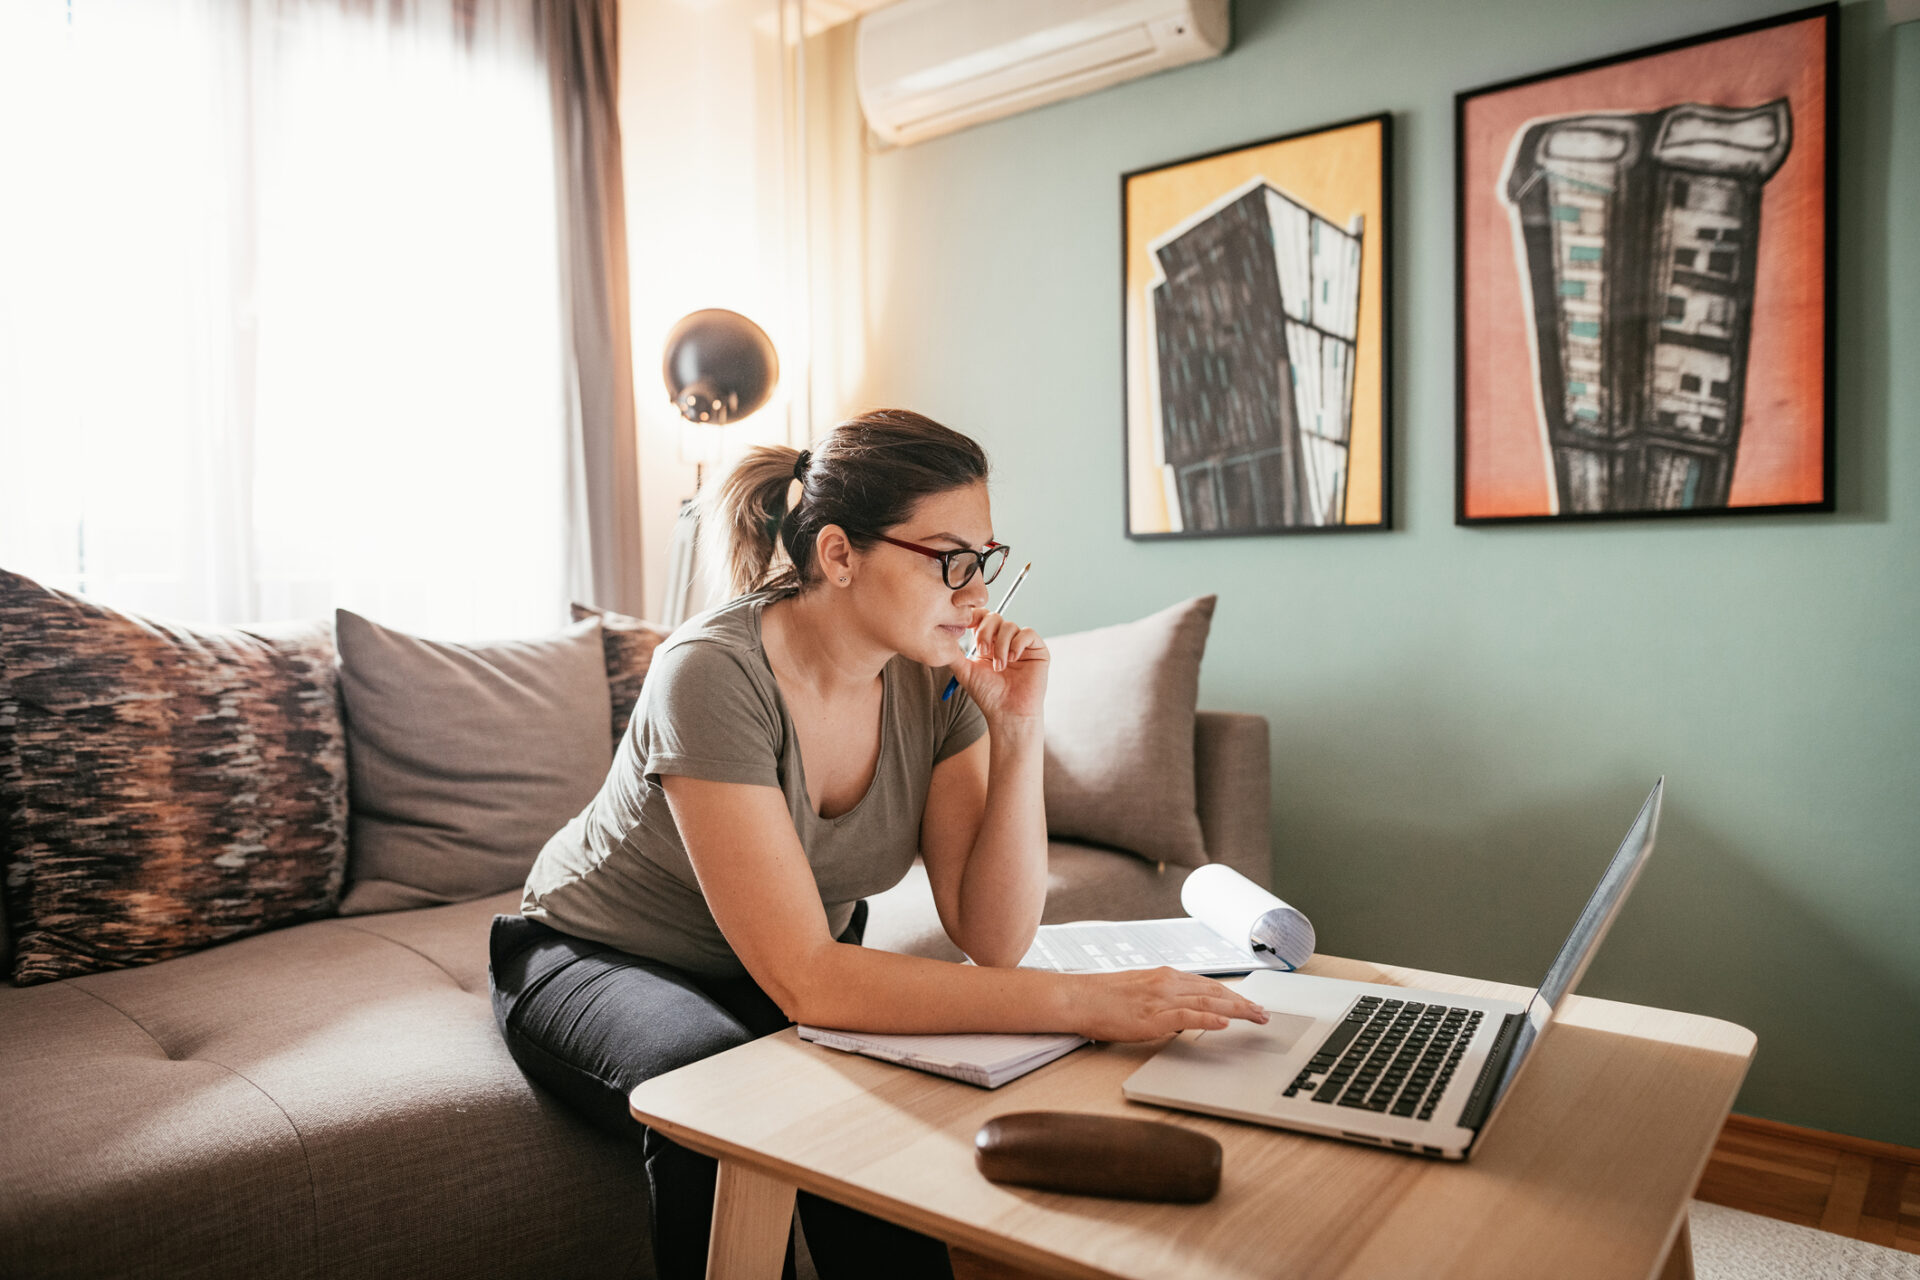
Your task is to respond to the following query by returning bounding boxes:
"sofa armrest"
[1194,711,1271,889]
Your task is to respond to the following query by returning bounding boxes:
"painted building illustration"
[1147,179,1364,531]
[1503,100,1792,513]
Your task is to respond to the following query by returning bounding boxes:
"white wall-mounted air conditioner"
[855,0,1230,148]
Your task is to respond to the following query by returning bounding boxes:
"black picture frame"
[1121,112,1394,541]
[1455,4,1837,526]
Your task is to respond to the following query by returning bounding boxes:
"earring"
[839,576,849,584]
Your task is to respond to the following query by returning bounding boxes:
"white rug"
[1691,1200,1920,1279]
[804,1198,1919,1280]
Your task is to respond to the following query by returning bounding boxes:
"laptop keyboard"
[1281,995,1483,1122]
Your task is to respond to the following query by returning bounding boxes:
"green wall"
[858,0,1919,1146]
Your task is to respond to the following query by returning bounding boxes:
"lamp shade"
[662,309,779,425]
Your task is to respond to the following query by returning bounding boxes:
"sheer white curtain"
[0,0,570,641]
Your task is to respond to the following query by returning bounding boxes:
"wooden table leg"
[1656,1214,1695,1280]
[707,1157,796,1280]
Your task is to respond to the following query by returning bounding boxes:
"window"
[0,0,569,640]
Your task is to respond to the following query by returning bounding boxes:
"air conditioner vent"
[856,0,1228,147]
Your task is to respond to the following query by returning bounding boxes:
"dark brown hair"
[706,408,989,599]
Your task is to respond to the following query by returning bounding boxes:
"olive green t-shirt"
[520,590,989,977]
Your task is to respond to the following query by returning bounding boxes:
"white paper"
[1019,918,1276,974]
[797,1026,1085,1088]
[1179,864,1316,970]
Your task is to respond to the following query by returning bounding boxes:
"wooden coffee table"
[628,953,1755,1280]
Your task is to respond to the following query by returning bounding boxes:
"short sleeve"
[933,678,988,766]
[637,638,783,788]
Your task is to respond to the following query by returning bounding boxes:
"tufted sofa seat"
[1,890,649,1278]
[0,711,1270,1280]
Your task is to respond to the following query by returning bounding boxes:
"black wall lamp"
[662,308,779,427]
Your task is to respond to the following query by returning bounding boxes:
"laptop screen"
[1484,778,1664,1116]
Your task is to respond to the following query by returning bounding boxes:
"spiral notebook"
[796,1026,1087,1089]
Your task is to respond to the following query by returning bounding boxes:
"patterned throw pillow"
[570,603,670,748]
[0,569,348,985]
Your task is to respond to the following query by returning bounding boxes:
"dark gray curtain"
[546,0,646,617]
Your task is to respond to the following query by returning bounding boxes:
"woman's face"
[851,481,997,669]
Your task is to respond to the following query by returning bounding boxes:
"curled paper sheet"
[1179,864,1316,971]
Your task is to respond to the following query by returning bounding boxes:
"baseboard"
[1724,1113,1920,1165]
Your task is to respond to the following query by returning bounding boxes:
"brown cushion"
[334,609,612,915]
[0,568,348,985]
[1042,595,1216,867]
[570,602,669,748]
[0,896,651,1279]
[0,982,318,1276]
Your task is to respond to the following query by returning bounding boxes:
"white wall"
[617,0,868,619]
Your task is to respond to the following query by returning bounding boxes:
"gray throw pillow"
[1042,596,1217,868]
[334,609,612,915]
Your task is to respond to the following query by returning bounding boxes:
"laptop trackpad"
[1193,1012,1318,1055]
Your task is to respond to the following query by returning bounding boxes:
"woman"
[489,409,1266,1279]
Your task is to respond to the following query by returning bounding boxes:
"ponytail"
[704,444,806,600]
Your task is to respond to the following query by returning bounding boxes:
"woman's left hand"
[948,610,1048,727]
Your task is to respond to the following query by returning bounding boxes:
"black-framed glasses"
[869,534,1010,590]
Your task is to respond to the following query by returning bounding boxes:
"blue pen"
[943,561,1033,702]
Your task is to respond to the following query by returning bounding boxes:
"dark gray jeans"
[488,909,954,1280]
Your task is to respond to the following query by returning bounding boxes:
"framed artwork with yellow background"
[1123,113,1391,539]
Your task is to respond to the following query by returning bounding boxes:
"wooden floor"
[1694,1114,1920,1255]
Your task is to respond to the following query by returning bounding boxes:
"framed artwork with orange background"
[1456,5,1835,525]
[1123,114,1390,539]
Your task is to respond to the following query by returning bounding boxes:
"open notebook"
[796,1026,1086,1088]
[1020,865,1316,976]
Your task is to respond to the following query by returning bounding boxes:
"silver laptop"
[1123,779,1664,1160]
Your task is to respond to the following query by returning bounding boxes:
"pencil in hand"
[943,562,1033,702]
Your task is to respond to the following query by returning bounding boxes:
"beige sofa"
[0,711,1269,1280]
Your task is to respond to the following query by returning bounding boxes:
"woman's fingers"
[1156,1007,1233,1035]
[1182,997,1267,1025]
[1136,972,1268,1036]
[1007,627,1042,667]
[1164,972,1267,1023]
[968,613,1000,666]
[970,614,1025,671]
[1178,988,1263,1014]
[978,618,1004,668]
[971,618,1047,672]
[1077,969,1270,1042]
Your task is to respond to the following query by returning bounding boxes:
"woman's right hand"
[1070,968,1270,1042]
